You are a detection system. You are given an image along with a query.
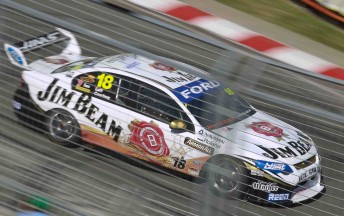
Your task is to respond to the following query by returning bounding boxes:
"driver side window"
[117,78,194,132]
[137,84,181,123]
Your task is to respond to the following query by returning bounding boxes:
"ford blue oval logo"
[7,47,24,65]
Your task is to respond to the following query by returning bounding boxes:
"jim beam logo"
[248,122,289,141]
[37,78,123,139]
[184,138,214,155]
[252,181,279,192]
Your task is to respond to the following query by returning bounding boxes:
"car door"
[71,70,131,150]
[116,78,210,175]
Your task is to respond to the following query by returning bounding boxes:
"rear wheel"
[206,156,249,199]
[46,109,81,148]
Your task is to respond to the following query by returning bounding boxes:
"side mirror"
[169,120,187,132]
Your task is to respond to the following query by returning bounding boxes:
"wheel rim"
[212,160,240,193]
[49,112,76,142]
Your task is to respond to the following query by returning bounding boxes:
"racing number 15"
[97,73,114,90]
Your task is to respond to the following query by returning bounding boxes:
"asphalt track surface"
[0,0,343,215]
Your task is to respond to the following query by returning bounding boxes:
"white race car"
[5,28,324,204]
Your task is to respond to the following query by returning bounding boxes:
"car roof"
[93,54,203,89]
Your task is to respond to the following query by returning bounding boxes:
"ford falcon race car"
[5,28,324,205]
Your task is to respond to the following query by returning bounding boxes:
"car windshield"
[184,84,255,130]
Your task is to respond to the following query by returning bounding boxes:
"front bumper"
[290,172,324,203]
[247,171,324,205]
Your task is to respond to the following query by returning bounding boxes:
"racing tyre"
[46,109,81,148]
[206,156,249,199]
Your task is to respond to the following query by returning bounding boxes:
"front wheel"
[46,109,81,148]
[206,156,249,199]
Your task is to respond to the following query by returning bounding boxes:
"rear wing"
[4,28,81,70]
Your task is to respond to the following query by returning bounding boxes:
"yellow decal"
[75,85,91,93]
[97,73,114,90]
[224,87,235,95]
[243,162,290,186]
[71,65,83,70]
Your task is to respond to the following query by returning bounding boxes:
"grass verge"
[216,0,344,52]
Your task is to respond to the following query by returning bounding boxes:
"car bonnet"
[211,110,317,164]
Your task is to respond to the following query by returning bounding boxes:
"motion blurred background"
[1,0,343,215]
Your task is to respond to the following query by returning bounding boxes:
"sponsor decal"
[75,80,91,93]
[197,138,222,148]
[75,76,93,93]
[256,140,312,159]
[163,72,197,83]
[75,75,97,94]
[198,129,225,145]
[7,47,24,65]
[252,181,279,192]
[125,61,141,69]
[80,75,96,83]
[268,193,289,201]
[19,31,60,51]
[44,57,69,64]
[94,88,110,100]
[193,161,202,165]
[264,163,285,170]
[13,100,22,110]
[37,79,123,140]
[188,166,200,175]
[184,138,214,155]
[70,65,84,71]
[173,79,220,103]
[250,170,264,177]
[129,120,170,157]
[71,72,117,101]
[255,161,293,174]
[150,62,176,72]
[248,122,288,141]
[105,54,136,64]
[299,166,321,182]
[287,140,312,156]
[224,87,235,95]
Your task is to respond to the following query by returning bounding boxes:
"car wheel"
[46,109,81,148]
[206,156,249,199]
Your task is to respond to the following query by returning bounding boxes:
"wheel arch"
[45,107,82,147]
[200,154,247,177]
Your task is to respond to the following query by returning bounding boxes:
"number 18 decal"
[173,157,186,169]
[97,73,114,89]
